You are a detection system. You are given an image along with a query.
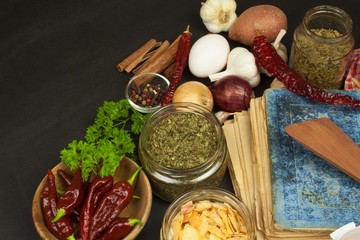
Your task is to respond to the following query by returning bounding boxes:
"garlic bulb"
[260,29,288,76]
[209,47,261,88]
[200,0,237,33]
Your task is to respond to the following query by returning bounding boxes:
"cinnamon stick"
[132,35,181,87]
[133,40,170,74]
[116,38,157,72]
[124,41,162,73]
[163,62,175,79]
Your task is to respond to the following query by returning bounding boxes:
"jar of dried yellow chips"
[160,188,255,240]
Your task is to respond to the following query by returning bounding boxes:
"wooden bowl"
[32,157,152,240]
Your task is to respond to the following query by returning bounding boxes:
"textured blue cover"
[265,89,360,230]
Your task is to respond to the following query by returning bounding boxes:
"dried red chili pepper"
[57,169,73,186]
[53,168,87,222]
[56,169,84,223]
[251,35,360,107]
[41,170,75,240]
[161,25,192,106]
[89,168,142,240]
[97,218,143,240]
[80,176,113,240]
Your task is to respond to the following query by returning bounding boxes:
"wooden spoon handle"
[285,118,360,182]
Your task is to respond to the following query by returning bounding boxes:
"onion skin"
[209,75,252,112]
[172,81,214,111]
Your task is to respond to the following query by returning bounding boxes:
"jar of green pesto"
[138,102,229,202]
[289,5,354,89]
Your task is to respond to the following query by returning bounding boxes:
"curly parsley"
[60,99,149,181]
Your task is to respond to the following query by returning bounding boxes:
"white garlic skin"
[200,0,237,33]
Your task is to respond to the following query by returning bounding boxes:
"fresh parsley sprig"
[60,99,149,181]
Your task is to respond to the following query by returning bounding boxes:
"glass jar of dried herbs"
[289,5,354,89]
[138,102,229,202]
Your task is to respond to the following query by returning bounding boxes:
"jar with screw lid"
[289,5,354,89]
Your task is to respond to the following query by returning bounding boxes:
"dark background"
[1,0,359,238]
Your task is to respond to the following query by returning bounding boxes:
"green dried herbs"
[291,28,353,89]
[139,103,229,202]
[311,28,342,38]
[146,112,218,169]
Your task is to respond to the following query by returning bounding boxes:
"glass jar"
[160,188,255,240]
[289,5,354,89]
[138,102,229,202]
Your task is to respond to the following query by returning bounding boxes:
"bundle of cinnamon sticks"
[116,35,181,87]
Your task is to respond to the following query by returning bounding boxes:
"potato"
[228,5,287,46]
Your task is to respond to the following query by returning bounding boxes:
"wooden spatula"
[284,117,360,182]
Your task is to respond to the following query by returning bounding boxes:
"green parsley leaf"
[60,99,148,181]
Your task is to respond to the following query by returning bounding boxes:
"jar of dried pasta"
[160,188,255,240]
[138,102,229,202]
[289,5,354,89]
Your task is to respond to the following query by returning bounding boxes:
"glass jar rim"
[161,187,255,240]
[125,72,170,113]
[303,5,353,42]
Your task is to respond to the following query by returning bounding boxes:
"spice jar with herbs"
[289,5,354,89]
[138,102,229,202]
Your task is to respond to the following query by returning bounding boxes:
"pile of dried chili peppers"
[41,167,143,240]
[251,35,360,108]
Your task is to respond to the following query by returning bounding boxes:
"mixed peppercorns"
[131,83,167,108]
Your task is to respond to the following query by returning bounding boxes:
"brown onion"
[172,81,214,111]
[209,75,252,112]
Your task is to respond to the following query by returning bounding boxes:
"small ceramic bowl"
[125,72,170,113]
[32,157,152,240]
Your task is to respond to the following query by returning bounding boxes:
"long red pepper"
[88,168,142,240]
[98,218,143,240]
[41,170,75,240]
[53,168,87,222]
[57,169,73,186]
[251,35,360,107]
[80,176,114,240]
[161,25,192,106]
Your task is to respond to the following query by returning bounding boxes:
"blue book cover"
[265,89,360,230]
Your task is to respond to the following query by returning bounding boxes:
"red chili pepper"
[41,170,75,240]
[57,169,73,186]
[89,168,142,240]
[56,169,85,224]
[80,176,113,240]
[53,168,87,222]
[97,218,143,240]
[251,35,360,107]
[161,25,192,106]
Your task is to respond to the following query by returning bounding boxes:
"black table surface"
[1,0,359,238]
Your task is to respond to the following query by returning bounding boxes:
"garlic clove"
[259,29,288,76]
[209,47,261,88]
[215,111,234,125]
[247,72,261,88]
